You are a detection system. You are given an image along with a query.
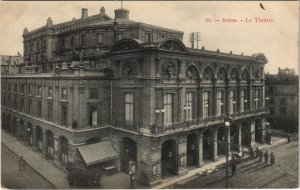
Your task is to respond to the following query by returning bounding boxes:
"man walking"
[264,151,269,164]
[231,160,237,176]
[259,150,263,162]
[270,152,275,165]
[255,147,259,158]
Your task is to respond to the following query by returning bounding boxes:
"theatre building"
[1,6,268,185]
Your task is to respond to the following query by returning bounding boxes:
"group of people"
[249,147,275,165]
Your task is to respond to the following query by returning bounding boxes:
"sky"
[0,1,298,74]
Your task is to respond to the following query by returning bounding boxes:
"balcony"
[151,107,269,135]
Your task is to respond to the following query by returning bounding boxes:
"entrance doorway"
[187,134,198,166]
[161,139,177,177]
[255,119,262,143]
[120,138,137,174]
[241,122,250,147]
[203,130,214,161]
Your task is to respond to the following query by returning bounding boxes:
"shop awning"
[78,141,119,166]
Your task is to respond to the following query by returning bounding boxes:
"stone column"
[42,131,47,155]
[32,126,37,149]
[238,124,242,152]
[198,133,204,167]
[53,135,59,161]
[57,137,62,161]
[250,121,256,147]
[261,118,266,144]
[177,140,188,176]
[213,129,218,161]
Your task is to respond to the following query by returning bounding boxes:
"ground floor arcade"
[112,116,267,185]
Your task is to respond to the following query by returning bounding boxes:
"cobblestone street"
[182,140,298,188]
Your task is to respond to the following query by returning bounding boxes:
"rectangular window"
[61,103,67,126]
[240,90,244,112]
[8,84,11,92]
[48,102,53,121]
[28,99,32,115]
[230,90,236,113]
[217,90,224,115]
[254,89,260,109]
[14,94,18,110]
[37,101,42,117]
[20,97,25,112]
[61,87,68,99]
[244,90,248,110]
[14,84,17,92]
[164,94,173,124]
[48,87,53,97]
[97,33,103,44]
[27,85,31,95]
[80,35,86,46]
[20,84,25,94]
[202,91,210,118]
[89,88,98,99]
[185,93,193,121]
[125,93,134,122]
[42,40,46,50]
[37,86,42,96]
[89,106,98,126]
[145,33,151,43]
[71,36,75,47]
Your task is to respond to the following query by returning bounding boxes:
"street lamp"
[224,113,232,188]
[128,159,136,189]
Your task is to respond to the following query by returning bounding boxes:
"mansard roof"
[110,38,267,64]
[110,38,187,53]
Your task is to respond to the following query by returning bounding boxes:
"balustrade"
[151,107,268,135]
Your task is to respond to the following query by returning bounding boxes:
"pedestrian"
[231,160,237,176]
[287,135,291,143]
[18,156,26,175]
[255,147,259,158]
[270,152,275,165]
[249,147,254,159]
[264,151,269,164]
[259,150,263,162]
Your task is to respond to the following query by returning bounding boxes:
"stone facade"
[1,6,269,185]
[265,67,299,133]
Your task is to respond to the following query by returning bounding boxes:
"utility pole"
[189,32,201,49]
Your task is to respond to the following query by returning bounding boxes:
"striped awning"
[78,141,119,166]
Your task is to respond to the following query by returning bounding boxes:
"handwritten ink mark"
[260,3,266,10]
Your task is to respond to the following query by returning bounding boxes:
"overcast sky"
[0,1,298,74]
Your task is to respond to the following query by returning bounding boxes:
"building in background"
[0,53,24,75]
[1,6,269,185]
[265,67,299,133]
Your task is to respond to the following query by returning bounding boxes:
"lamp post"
[224,113,232,188]
[128,159,136,189]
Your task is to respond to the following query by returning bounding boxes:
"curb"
[1,142,58,189]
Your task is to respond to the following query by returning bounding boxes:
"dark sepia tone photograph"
[0,1,298,189]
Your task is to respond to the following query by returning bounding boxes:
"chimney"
[114,8,129,20]
[100,7,105,15]
[81,8,88,19]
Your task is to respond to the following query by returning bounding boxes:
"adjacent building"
[0,53,24,75]
[265,67,298,133]
[1,6,269,185]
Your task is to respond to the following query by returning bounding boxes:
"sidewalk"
[1,131,70,189]
[152,136,288,189]
[1,131,148,189]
